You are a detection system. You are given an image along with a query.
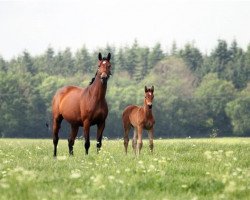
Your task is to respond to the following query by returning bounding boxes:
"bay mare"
[52,53,112,156]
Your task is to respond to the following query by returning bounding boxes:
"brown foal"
[122,86,155,155]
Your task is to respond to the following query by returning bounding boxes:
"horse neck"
[143,99,152,118]
[89,76,107,100]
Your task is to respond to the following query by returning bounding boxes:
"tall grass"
[0,138,249,200]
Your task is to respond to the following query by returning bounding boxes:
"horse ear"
[151,86,154,93]
[145,86,148,93]
[98,53,102,61]
[107,53,111,61]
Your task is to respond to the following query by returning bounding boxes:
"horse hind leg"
[123,118,131,154]
[52,115,63,157]
[68,125,79,156]
[123,126,131,155]
[132,128,138,155]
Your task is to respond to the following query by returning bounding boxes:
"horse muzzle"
[147,103,153,109]
[100,72,108,84]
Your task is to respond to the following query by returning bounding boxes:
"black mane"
[89,72,97,85]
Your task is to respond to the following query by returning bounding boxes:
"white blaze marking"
[149,92,152,96]
[103,61,106,64]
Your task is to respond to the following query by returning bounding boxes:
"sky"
[0,0,250,59]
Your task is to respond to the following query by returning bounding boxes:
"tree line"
[0,39,250,138]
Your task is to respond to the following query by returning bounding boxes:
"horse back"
[122,105,140,126]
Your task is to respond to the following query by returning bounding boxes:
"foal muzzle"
[147,103,153,109]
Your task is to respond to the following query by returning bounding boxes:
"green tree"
[44,47,55,74]
[210,40,231,79]
[245,44,250,82]
[115,48,126,73]
[0,72,32,137]
[226,84,250,136]
[194,73,236,136]
[0,56,7,72]
[148,43,164,70]
[224,40,247,89]
[134,47,150,81]
[179,43,203,72]
[22,51,36,75]
[170,41,177,56]
[125,40,140,78]
[75,45,93,74]
[54,48,75,76]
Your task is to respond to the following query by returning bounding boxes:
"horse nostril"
[100,76,108,84]
[101,73,107,79]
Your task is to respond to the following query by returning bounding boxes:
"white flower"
[108,175,115,181]
[57,156,67,161]
[70,172,81,179]
[225,151,234,157]
[125,168,130,172]
[138,160,143,165]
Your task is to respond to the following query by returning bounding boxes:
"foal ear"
[151,86,154,93]
[107,53,111,61]
[98,53,102,61]
[145,86,148,93]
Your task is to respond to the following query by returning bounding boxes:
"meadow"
[0,138,249,200]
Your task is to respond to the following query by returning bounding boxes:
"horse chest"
[82,102,108,123]
[144,120,154,130]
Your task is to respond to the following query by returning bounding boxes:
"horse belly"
[60,97,82,125]
[63,113,82,125]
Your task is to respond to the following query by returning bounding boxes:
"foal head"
[97,53,112,84]
[144,86,154,109]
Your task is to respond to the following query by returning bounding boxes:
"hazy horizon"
[1,0,250,59]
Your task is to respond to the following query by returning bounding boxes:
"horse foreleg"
[132,128,138,155]
[83,121,90,155]
[96,122,105,153]
[137,127,143,155]
[148,128,154,154]
[68,125,79,156]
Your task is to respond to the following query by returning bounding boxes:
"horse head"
[144,86,154,109]
[97,53,112,84]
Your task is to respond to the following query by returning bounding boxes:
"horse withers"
[52,53,112,156]
[122,86,155,155]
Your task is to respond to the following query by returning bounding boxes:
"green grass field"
[0,138,250,200]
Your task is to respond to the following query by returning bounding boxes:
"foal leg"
[52,115,63,157]
[132,128,138,155]
[137,127,143,155]
[148,128,154,153]
[68,125,79,156]
[83,120,90,155]
[96,122,105,153]
[123,125,130,154]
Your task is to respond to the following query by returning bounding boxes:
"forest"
[0,39,250,138]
